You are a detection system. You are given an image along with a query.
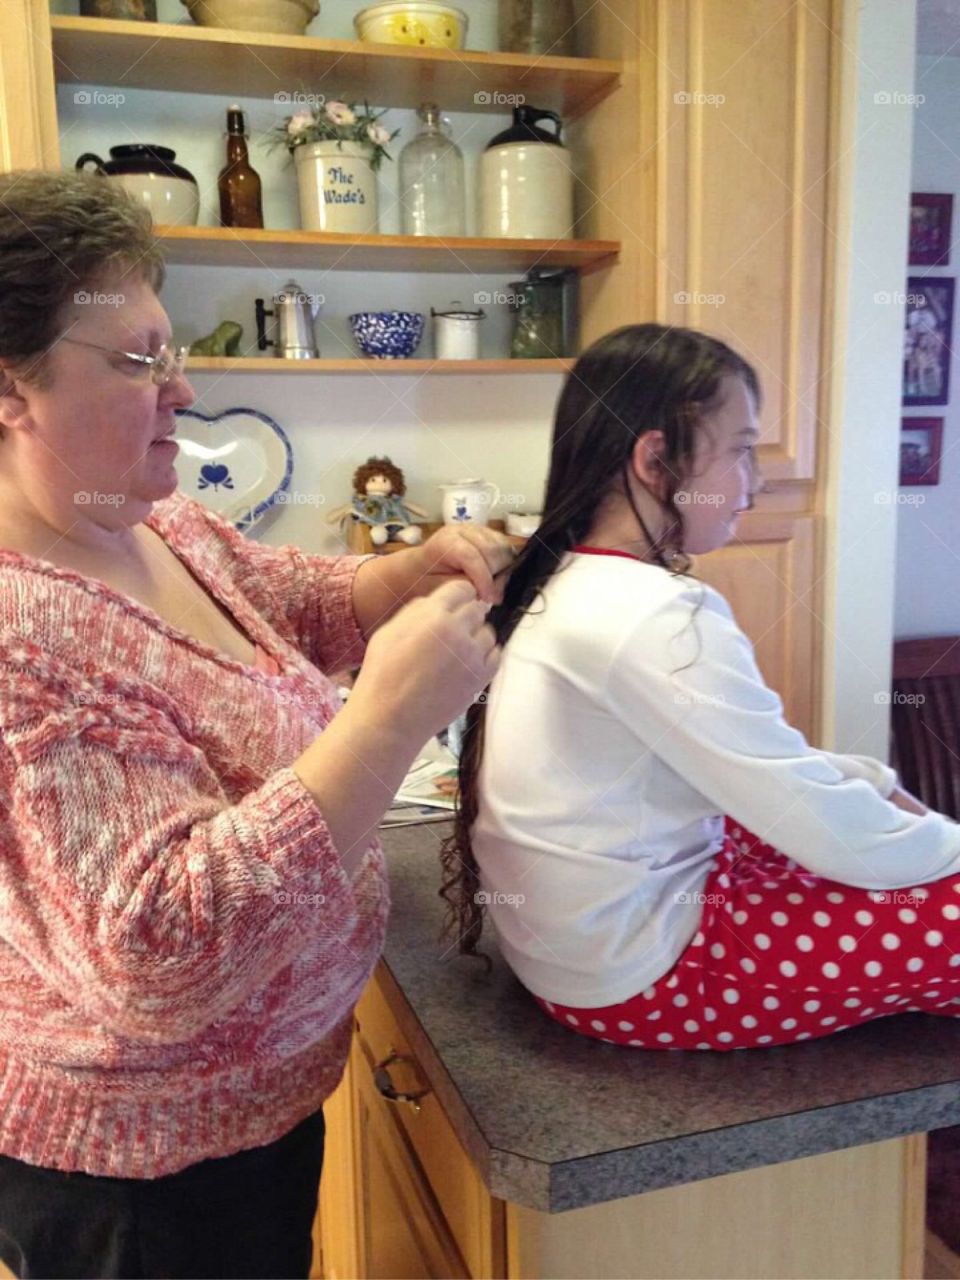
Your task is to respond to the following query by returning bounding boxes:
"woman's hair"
[439,323,761,970]
[0,169,166,392]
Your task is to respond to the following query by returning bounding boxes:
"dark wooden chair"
[891,635,960,1265]
[891,635,960,820]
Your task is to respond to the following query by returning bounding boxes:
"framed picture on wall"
[903,276,955,406]
[909,193,954,266]
[900,417,943,485]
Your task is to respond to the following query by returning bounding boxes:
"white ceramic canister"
[431,301,485,359]
[480,106,574,240]
[294,140,379,234]
[439,479,500,526]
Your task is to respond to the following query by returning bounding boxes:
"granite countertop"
[377,821,960,1213]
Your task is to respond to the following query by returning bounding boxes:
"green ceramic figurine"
[189,321,243,358]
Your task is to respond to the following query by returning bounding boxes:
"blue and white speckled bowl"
[349,310,426,359]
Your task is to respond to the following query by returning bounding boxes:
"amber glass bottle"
[218,105,264,228]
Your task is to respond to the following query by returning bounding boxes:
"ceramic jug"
[480,106,574,240]
[76,145,199,226]
[439,478,500,526]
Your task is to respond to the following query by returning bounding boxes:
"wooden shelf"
[50,17,621,117]
[346,520,527,555]
[185,356,573,374]
[152,225,619,274]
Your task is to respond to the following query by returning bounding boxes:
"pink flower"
[287,112,313,135]
[367,123,391,147]
[324,101,356,126]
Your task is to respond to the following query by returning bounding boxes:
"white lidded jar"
[480,106,574,240]
[431,300,485,359]
[399,102,467,236]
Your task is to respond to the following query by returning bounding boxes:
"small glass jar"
[509,271,571,359]
[498,0,577,56]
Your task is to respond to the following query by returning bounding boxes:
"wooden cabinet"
[317,967,512,1280]
[657,0,832,487]
[352,1036,470,1280]
[316,971,505,1280]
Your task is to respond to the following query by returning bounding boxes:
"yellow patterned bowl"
[354,2,468,49]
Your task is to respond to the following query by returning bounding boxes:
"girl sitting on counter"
[441,323,960,1052]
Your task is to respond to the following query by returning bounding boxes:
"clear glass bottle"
[399,103,466,238]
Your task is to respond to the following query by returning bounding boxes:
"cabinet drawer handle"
[374,1049,431,1113]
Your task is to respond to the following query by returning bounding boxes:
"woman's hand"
[413,525,517,605]
[352,579,501,744]
[352,526,517,638]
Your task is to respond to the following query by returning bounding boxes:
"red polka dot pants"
[534,817,960,1050]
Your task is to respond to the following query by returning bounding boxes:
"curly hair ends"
[0,169,166,390]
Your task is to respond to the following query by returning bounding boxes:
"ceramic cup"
[505,511,542,537]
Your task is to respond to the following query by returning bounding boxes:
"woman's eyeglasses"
[59,336,189,386]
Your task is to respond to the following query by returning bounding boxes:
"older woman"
[0,170,507,1279]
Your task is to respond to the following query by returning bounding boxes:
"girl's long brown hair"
[439,324,761,970]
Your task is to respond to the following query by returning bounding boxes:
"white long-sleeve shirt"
[472,548,960,1006]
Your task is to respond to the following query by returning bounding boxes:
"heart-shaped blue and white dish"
[173,407,293,532]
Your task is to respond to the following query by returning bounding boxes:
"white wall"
[820,0,918,757]
[54,0,562,553]
[893,51,960,637]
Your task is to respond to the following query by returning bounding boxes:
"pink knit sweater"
[0,491,389,1178]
